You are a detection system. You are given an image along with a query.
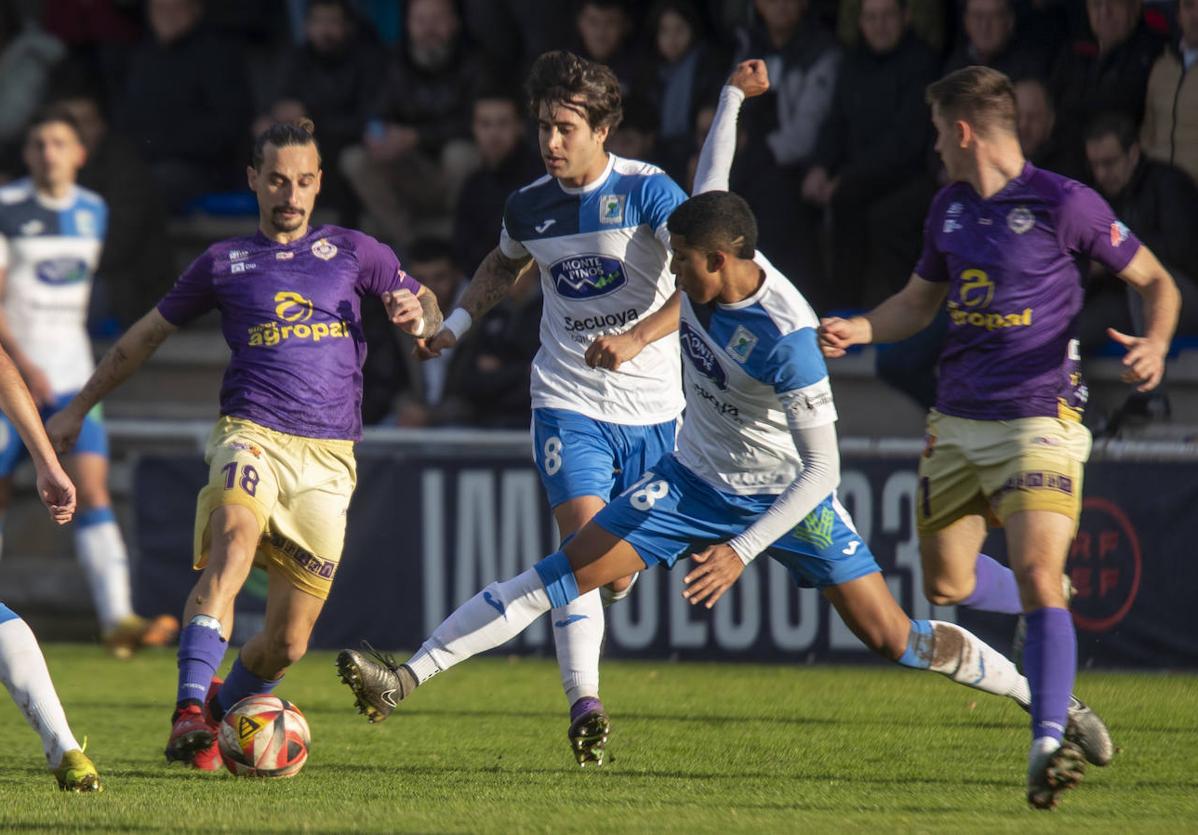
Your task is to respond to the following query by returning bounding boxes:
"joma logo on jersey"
[274,291,314,322]
[34,257,88,285]
[679,321,727,390]
[549,254,627,300]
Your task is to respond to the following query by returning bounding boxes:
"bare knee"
[1015,563,1066,608]
[923,573,971,607]
[264,628,309,670]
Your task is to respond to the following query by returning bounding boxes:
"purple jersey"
[157,225,421,440]
[915,163,1140,421]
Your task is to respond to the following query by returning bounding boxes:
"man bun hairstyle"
[252,118,321,169]
[526,50,623,132]
[667,191,758,259]
[926,66,1017,138]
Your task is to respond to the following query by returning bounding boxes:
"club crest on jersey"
[1007,206,1035,234]
[549,254,627,300]
[725,325,758,364]
[311,238,338,260]
[680,320,727,390]
[598,194,624,225]
[34,256,88,285]
[74,210,97,237]
[1110,220,1130,247]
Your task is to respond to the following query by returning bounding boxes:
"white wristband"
[410,317,426,337]
[444,308,473,340]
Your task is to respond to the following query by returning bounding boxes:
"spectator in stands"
[1051,0,1163,166]
[454,268,542,428]
[112,0,252,212]
[460,0,575,77]
[0,1,65,174]
[607,93,661,166]
[1140,0,1198,185]
[803,0,938,310]
[836,0,945,53]
[639,0,726,180]
[1014,77,1084,179]
[942,0,1050,81]
[1083,112,1198,429]
[259,0,384,222]
[340,0,480,247]
[734,0,840,169]
[451,87,540,276]
[1086,113,1198,297]
[50,80,174,331]
[362,238,470,427]
[573,0,639,88]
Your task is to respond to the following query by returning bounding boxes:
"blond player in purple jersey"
[47,119,441,771]
[820,67,1181,809]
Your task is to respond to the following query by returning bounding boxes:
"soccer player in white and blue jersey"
[414,51,687,765]
[337,64,1113,780]
[0,108,175,657]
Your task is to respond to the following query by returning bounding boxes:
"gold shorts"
[916,410,1091,534]
[192,416,357,600]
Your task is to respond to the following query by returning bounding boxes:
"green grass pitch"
[1,645,1196,833]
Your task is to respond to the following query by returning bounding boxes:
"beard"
[270,207,306,232]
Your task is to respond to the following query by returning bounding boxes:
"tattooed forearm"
[419,289,443,336]
[72,310,176,414]
[458,247,533,320]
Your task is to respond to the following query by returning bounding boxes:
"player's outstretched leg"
[0,603,100,791]
[337,562,554,722]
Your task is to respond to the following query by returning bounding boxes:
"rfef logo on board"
[1067,497,1142,631]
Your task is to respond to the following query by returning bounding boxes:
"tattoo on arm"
[459,248,533,320]
[76,314,174,411]
[419,290,443,336]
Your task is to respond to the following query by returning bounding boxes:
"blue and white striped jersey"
[500,154,687,425]
[0,179,106,394]
[675,251,838,495]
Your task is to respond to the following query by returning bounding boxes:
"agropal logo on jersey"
[679,320,727,390]
[34,257,89,285]
[247,290,350,347]
[549,254,627,300]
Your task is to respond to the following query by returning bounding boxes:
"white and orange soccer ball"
[217,695,310,778]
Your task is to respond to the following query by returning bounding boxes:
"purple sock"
[1022,607,1076,742]
[176,620,227,708]
[961,553,1022,614]
[214,655,281,721]
[570,696,604,723]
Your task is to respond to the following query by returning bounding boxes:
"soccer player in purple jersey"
[46,119,441,771]
[820,66,1181,808]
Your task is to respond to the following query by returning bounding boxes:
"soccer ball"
[217,695,310,778]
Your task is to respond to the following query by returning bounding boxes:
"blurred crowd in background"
[1,0,1195,429]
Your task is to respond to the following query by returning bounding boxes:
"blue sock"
[176,617,227,708]
[1023,607,1076,742]
[896,619,933,669]
[961,553,1022,615]
[214,655,281,721]
[534,550,579,608]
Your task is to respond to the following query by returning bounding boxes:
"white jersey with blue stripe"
[0,179,106,394]
[499,154,686,425]
[675,251,838,495]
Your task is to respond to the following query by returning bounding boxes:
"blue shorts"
[0,393,106,477]
[532,408,677,509]
[594,453,881,589]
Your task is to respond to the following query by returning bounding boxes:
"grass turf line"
[1,645,1195,833]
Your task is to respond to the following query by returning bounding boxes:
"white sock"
[551,589,605,706]
[928,621,1032,705]
[1029,735,1062,768]
[0,617,81,767]
[406,567,551,683]
[75,518,133,631]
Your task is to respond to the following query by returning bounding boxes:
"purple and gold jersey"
[916,163,1140,421]
[157,225,421,440]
